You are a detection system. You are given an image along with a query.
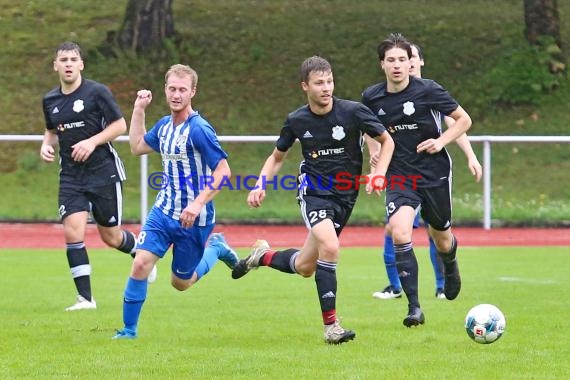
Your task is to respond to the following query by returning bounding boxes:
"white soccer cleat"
[65,295,97,311]
[324,320,356,344]
[148,264,158,284]
[372,285,402,300]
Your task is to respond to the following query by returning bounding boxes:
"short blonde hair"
[165,64,198,88]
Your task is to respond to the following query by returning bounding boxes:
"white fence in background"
[2,134,570,229]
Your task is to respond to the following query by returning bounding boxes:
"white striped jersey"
[144,112,228,225]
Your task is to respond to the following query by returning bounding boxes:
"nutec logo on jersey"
[73,99,84,113]
[388,124,418,133]
[58,121,86,132]
[331,125,345,140]
[310,147,345,159]
[403,101,415,115]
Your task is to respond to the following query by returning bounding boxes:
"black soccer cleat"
[403,307,425,327]
[231,260,249,279]
[231,239,269,279]
[443,259,461,300]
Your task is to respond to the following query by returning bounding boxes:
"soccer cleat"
[112,328,137,340]
[435,288,446,299]
[443,259,461,300]
[148,264,158,283]
[372,285,402,300]
[65,295,97,311]
[231,239,270,279]
[324,320,356,344]
[208,233,239,269]
[403,306,425,327]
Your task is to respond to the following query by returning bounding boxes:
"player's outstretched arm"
[247,148,288,208]
[129,89,154,156]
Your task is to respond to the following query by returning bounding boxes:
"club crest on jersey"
[331,125,345,141]
[73,99,84,113]
[403,101,415,116]
[175,134,188,148]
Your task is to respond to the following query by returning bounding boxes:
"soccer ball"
[464,304,506,344]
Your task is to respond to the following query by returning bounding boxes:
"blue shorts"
[137,207,214,279]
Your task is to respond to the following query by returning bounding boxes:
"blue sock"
[384,235,401,290]
[194,246,219,280]
[123,277,148,332]
[429,238,445,290]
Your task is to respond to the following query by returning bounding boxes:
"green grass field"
[1,246,569,379]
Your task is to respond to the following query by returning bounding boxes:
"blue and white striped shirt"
[144,112,228,225]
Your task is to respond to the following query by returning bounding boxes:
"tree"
[116,0,176,54]
[523,0,561,47]
[523,0,565,73]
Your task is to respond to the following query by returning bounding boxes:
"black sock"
[267,249,299,274]
[117,230,137,256]
[66,242,92,301]
[394,242,420,309]
[438,235,458,271]
[315,260,337,325]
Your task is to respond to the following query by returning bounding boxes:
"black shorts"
[58,181,123,227]
[297,195,353,236]
[385,181,452,231]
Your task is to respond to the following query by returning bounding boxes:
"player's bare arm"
[129,89,154,156]
[366,131,394,195]
[417,105,472,154]
[70,117,127,162]
[40,129,58,163]
[444,116,482,182]
[247,148,287,208]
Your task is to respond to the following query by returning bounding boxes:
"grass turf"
[1,245,569,379]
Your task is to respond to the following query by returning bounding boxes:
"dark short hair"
[299,56,332,83]
[377,33,412,61]
[411,43,424,60]
[55,41,83,59]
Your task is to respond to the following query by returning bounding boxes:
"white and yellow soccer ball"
[465,304,506,344]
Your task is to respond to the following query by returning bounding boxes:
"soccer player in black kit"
[231,56,394,344]
[40,42,155,311]
[362,33,472,327]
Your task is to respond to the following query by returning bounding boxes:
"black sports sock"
[315,260,337,325]
[439,235,458,271]
[117,230,137,256]
[439,235,458,261]
[267,249,299,273]
[394,242,420,308]
[66,242,92,301]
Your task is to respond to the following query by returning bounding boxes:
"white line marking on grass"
[498,276,556,284]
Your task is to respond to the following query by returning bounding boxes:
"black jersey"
[362,76,458,187]
[42,78,126,186]
[276,97,386,206]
